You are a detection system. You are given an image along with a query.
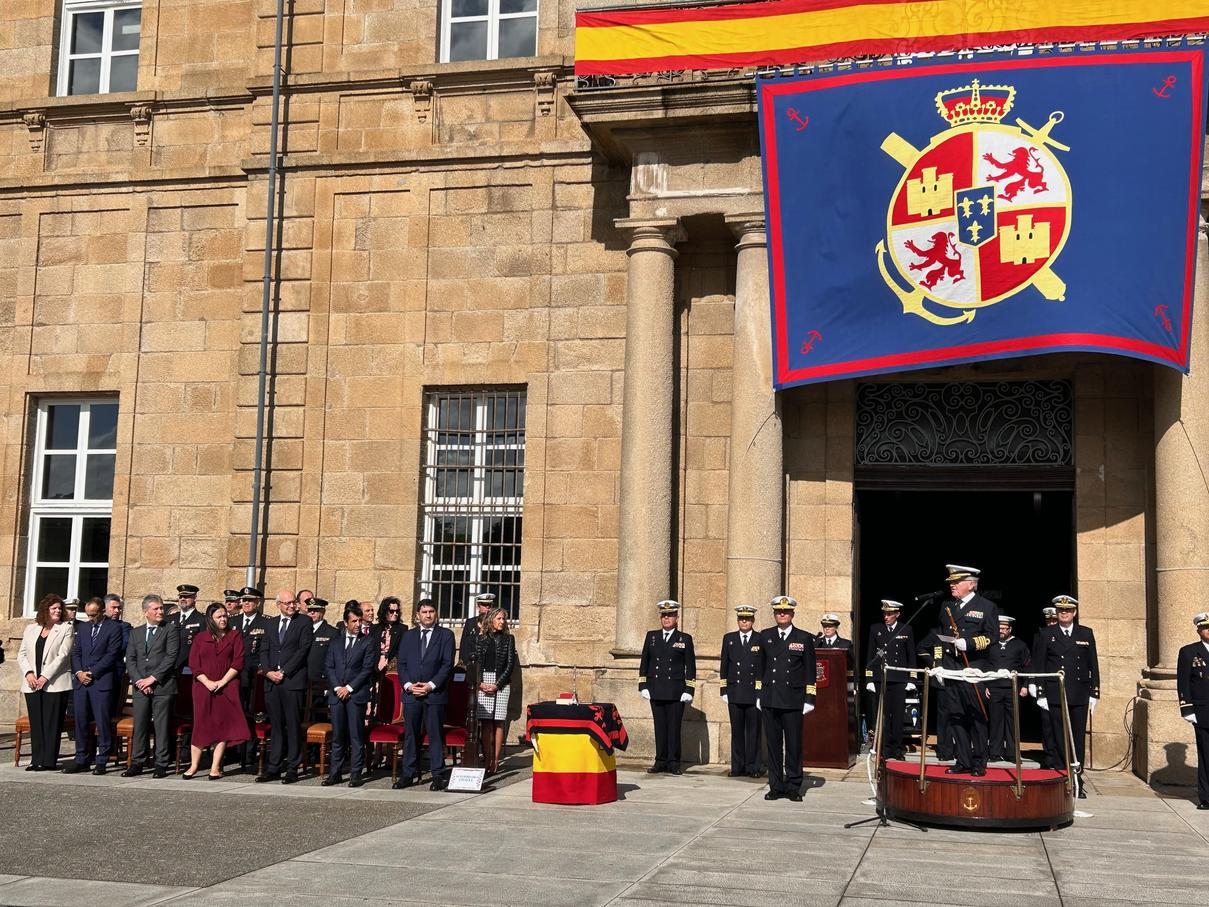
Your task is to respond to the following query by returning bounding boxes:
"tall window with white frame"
[419,389,526,623]
[57,0,142,96]
[25,399,118,613]
[441,0,538,63]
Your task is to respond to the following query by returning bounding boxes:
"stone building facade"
[0,0,1203,783]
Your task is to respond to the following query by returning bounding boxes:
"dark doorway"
[855,488,1074,743]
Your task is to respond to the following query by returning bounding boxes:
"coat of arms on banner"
[876,80,1071,325]
[757,45,1209,389]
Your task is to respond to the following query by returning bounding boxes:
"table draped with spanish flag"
[525,701,629,804]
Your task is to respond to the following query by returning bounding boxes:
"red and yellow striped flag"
[575,0,1209,76]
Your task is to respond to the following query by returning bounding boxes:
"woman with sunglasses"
[371,596,403,674]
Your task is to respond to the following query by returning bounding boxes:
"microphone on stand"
[914,589,947,603]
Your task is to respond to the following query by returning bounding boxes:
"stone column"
[724,216,783,608]
[1140,219,1209,783]
[613,217,684,655]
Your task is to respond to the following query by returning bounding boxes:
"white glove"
[721,693,728,704]
[755,698,761,711]
[1088,697,1098,715]
[640,689,651,701]
[866,682,875,693]
[802,703,814,715]
[905,683,916,692]
[1037,697,1049,712]
[1028,684,1037,698]
[680,692,693,703]
[1186,713,1198,724]
[954,638,968,652]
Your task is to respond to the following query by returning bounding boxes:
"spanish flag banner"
[575,0,1209,76]
[527,701,628,804]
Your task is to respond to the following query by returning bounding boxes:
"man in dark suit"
[459,593,494,665]
[758,595,816,802]
[986,614,1030,763]
[172,584,206,674]
[720,604,763,777]
[1177,612,1209,809]
[233,587,268,767]
[104,594,131,717]
[323,602,376,788]
[395,599,456,790]
[257,589,314,784]
[1031,594,1099,796]
[936,564,998,776]
[64,598,124,775]
[865,600,918,761]
[639,600,697,775]
[122,594,181,778]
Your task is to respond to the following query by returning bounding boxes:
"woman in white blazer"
[17,594,75,770]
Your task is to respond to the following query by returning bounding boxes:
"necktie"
[780,630,787,641]
[664,632,671,643]
[92,624,99,640]
[421,629,430,654]
[244,617,251,631]
[146,626,156,653]
[280,617,289,640]
[741,633,748,646]
[346,635,354,651]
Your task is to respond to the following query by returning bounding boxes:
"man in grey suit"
[122,594,181,778]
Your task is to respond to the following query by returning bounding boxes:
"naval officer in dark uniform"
[1031,594,1098,796]
[233,587,268,767]
[1177,611,1209,809]
[986,614,1030,763]
[757,595,816,802]
[864,600,917,760]
[936,564,998,776]
[638,600,696,774]
[719,604,763,777]
[1030,605,1060,767]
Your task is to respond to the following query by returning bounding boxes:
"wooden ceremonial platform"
[877,757,1074,830]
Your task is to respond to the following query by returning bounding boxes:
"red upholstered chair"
[428,674,470,764]
[367,672,406,782]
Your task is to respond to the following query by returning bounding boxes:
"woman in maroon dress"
[186,603,250,779]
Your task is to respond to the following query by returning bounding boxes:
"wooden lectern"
[803,647,853,768]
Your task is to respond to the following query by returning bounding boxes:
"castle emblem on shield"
[875,80,1072,325]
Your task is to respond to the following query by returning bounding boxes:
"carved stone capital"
[129,103,153,146]
[534,71,557,117]
[725,213,767,250]
[22,111,46,152]
[410,80,434,123]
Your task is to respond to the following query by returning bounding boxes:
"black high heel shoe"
[182,770,198,780]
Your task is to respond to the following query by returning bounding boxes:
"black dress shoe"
[749,770,764,778]
[646,765,665,774]
[91,766,107,776]
[282,772,299,785]
[788,792,803,802]
[1077,788,1087,799]
[430,777,448,791]
[392,776,416,790]
[24,765,39,772]
[255,773,280,783]
[945,766,969,775]
[727,770,741,777]
[1197,801,1209,810]
[669,766,684,775]
[349,775,365,788]
[62,762,85,774]
[152,767,168,779]
[764,791,780,801]
[321,775,343,787]
[971,768,987,777]
[121,767,143,778]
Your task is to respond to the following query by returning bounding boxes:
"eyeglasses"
[387,608,400,615]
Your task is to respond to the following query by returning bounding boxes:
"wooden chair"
[303,687,331,777]
[367,672,406,782]
[172,675,196,771]
[14,706,74,767]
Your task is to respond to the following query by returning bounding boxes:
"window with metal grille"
[419,388,526,623]
[25,398,119,614]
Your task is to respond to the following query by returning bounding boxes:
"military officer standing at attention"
[233,587,268,767]
[986,615,1030,763]
[719,605,764,777]
[1177,612,1209,809]
[307,598,338,690]
[817,613,855,734]
[936,565,998,776]
[864,601,917,760]
[1041,605,1058,628]
[173,584,207,675]
[1031,595,1098,796]
[757,596,816,802]
[638,600,696,774]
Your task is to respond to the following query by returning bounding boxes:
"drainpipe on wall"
[247,0,287,588]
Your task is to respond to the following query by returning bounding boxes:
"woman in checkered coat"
[473,607,516,774]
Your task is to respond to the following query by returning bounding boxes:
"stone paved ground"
[0,753,1205,906]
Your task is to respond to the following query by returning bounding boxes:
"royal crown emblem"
[876,80,1071,325]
